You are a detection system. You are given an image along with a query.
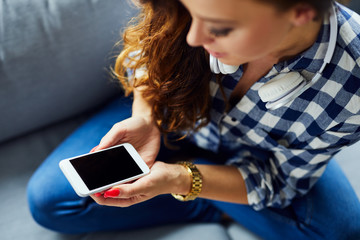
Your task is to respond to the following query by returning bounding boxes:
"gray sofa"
[1,1,359,240]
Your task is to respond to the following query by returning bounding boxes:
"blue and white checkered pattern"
[189,3,360,210]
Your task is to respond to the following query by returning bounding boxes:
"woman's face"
[180,0,295,65]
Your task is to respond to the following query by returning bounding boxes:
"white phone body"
[59,143,150,197]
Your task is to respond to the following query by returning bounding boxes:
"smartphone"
[59,143,150,197]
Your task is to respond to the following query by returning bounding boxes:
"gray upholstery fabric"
[0,0,136,142]
[348,0,360,12]
[1,1,359,240]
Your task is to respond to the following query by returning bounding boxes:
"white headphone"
[209,5,338,110]
[209,54,239,74]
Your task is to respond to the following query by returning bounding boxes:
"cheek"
[217,32,272,63]
[240,30,277,53]
[221,21,288,63]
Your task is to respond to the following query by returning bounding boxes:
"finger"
[94,195,145,208]
[104,181,149,199]
[93,192,103,197]
[98,122,126,149]
[109,196,147,207]
[91,189,106,197]
[89,145,99,153]
[90,189,141,207]
[103,188,120,198]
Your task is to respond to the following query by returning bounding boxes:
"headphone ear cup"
[209,54,239,74]
[221,62,239,74]
[258,72,305,102]
[210,54,220,74]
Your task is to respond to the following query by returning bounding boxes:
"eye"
[209,27,233,37]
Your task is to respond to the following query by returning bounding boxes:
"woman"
[27,0,360,239]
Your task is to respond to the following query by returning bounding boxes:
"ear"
[290,3,318,26]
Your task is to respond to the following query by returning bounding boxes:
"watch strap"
[171,161,202,201]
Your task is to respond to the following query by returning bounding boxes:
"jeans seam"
[304,195,313,226]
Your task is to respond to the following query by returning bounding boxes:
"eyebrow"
[197,15,237,24]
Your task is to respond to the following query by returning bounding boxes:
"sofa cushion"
[0,0,137,142]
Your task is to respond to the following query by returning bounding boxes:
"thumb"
[98,122,127,149]
[89,145,99,153]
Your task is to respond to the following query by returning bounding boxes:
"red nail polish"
[94,192,102,197]
[104,189,120,198]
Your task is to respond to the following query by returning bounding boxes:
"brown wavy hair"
[113,0,212,137]
[113,0,338,137]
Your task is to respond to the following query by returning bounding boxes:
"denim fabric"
[27,97,360,239]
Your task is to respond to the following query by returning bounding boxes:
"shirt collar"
[265,12,332,80]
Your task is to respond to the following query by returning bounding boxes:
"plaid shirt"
[189,3,360,210]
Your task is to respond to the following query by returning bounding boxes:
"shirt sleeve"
[125,50,148,86]
[228,115,360,210]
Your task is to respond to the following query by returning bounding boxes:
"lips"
[204,48,227,58]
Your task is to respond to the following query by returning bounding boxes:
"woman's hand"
[91,161,190,207]
[92,116,161,166]
[91,162,249,207]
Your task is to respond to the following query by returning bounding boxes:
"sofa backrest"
[349,0,360,13]
[0,0,137,143]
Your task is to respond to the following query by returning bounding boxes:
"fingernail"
[104,189,120,198]
[94,192,102,197]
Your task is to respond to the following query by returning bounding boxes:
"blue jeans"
[27,97,360,239]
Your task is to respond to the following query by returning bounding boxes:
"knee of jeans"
[27,173,78,233]
[347,215,360,240]
[27,172,96,234]
[27,174,57,230]
[334,203,360,240]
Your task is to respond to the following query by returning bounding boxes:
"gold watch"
[171,161,202,201]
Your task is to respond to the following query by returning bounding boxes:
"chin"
[219,58,242,66]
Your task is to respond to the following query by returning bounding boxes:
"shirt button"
[231,117,237,122]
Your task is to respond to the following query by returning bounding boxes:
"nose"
[186,19,214,47]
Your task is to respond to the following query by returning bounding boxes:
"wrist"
[131,113,155,126]
[166,163,192,195]
[132,87,154,122]
[171,162,202,201]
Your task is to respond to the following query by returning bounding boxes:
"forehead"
[179,0,279,24]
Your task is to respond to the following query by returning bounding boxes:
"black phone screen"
[70,146,143,190]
